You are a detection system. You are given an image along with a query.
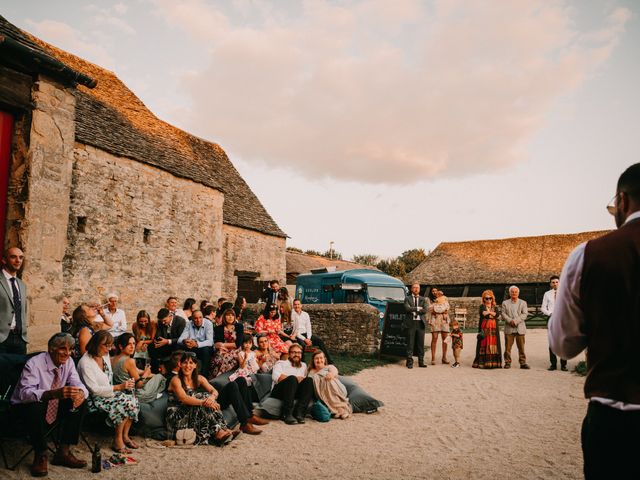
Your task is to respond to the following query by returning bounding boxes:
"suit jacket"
[213,323,245,348]
[403,294,429,328]
[261,287,279,306]
[155,315,186,345]
[0,272,28,343]
[501,299,528,335]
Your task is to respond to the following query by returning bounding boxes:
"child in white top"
[229,335,259,385]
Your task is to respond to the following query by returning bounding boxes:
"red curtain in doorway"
[0,111,14,250]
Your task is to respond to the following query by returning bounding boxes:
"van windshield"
[368,286,405,302]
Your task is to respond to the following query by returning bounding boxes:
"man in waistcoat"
[549,163,640,479]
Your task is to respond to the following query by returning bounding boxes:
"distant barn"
[286,250,378,286]
[407,230,610,305]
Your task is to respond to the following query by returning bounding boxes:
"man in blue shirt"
[177,309,214,378]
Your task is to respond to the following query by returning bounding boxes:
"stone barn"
[0,16,286,349]
[407,230,610,305]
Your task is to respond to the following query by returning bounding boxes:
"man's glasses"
[606,193,618,216]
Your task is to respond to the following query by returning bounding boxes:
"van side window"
[346,291,365,303]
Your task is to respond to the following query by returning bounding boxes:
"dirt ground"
[1,329,587,480]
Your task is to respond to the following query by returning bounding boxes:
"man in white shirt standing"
[270,343,314,425]
[549,163,640,480]
[541,276,567,371]
[102,293,127,340]
[291,299,334,364]
[502,286,530,369]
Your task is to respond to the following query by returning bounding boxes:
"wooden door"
[0,111,13,250]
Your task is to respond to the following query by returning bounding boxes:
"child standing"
[450,319,463,368]
[229,335,259,385]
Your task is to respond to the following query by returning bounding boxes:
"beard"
[290,357,302,368]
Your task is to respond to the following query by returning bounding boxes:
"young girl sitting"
[450,319,463,368]
[229,335,259,385]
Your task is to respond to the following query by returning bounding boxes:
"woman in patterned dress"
[166,352,235,445]
[472,290,503,369]
[209,308,244,378]
[77,330,140,453]
[254,304,290,359]
[132,310,156,369]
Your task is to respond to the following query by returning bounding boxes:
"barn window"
[76,216,87,233]
[143,228,151,244]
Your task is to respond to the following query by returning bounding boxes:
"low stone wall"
[244,303,381,355]
[447,297,482,329]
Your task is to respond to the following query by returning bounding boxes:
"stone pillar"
[20,77,76,350]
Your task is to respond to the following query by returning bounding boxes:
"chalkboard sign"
[379,301,410,357]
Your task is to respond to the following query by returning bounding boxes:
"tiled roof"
[5,15,286,238]
[407,230,611,284]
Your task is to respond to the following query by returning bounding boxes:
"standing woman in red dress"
[472,290,503,369]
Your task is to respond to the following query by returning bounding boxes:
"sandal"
[442,359,450,364]
[124,439,139,449]
[111,445,132,454]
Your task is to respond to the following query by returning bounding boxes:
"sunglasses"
[483,297,492,300]
[183,352,197,359]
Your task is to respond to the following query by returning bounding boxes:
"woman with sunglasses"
[166,351,236,445]
[472,290,503,369]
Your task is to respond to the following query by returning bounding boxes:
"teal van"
[295,269,407,329]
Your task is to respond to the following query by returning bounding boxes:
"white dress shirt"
[291,310,312,340]
[540,289,557,316]
[103,308,127,337]
[549,210,640,410]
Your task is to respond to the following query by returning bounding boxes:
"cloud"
[153,0,630,184]
[83,4,136,35]
[25,19,115,69]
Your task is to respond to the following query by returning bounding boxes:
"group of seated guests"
[9,291,348,477]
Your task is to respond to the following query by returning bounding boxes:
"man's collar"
[2,269,16,280]
[623,210,640,225]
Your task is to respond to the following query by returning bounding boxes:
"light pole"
[329,241,334,260]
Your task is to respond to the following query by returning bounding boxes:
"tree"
[286,246,303,253]
[397,248,427,273]
[376,258,406,279]
[322,249,343,260]
[351,254,379,266]
[304,249,322,256]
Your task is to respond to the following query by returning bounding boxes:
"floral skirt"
[210,349,239,378]
[89,391,139,426]
[166,392,228,445]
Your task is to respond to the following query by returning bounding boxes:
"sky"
[3,0,639,259]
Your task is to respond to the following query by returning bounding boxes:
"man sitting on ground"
[177,309,214,377]
[11,332,89,476]
[148,307,186,372]
[291,299,334,364]
[271,343,314,425]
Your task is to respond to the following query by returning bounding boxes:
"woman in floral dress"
[166,352,235,445]
[254,304,290,358]
[77,330,139,453]
[209,308,244,378]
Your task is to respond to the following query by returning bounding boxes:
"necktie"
[554,290,557,301]
[46,368,61,424]
[10,277,22,335]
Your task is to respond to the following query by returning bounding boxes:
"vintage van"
[295,269,407,329]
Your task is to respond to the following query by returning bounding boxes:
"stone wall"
[62,144,225,335]
[222,224,285,298]
[448,297,482,329]
[12,76,77,349]
[244,303,381,355]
